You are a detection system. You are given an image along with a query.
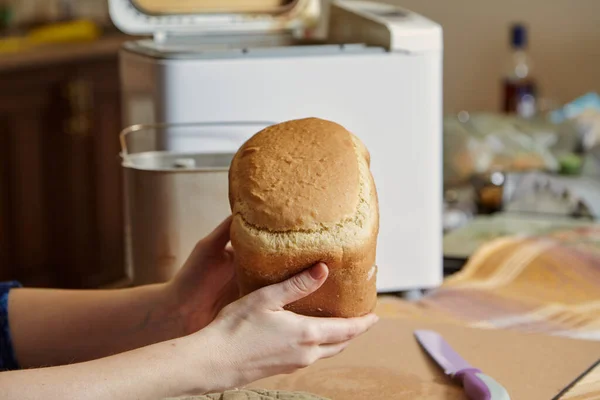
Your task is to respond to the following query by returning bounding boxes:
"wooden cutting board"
[249,318,600,399]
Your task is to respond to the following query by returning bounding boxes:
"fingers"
[302,315,379,365]
[224,243,235,260]
[202,215,233,252]
[250,263,329,310]
[300,313,379,345]
[318,340,352,359]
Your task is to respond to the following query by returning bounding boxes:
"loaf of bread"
[228,117,379,317]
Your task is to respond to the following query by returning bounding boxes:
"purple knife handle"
[454,368,491,400]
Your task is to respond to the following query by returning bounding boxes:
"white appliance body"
[116,1,444,292]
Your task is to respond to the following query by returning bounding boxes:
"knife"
[414,329,511,400]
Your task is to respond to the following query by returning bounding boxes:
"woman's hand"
[186,262,379,393]
[166,216,240,336]
[7,217,239,368]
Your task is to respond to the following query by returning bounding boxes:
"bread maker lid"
[108,0,322,36]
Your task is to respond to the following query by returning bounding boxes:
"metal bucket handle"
[119,121,277,157]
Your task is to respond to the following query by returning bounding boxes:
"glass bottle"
[502,23,537,118]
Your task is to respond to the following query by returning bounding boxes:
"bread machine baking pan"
[120,121,273,285]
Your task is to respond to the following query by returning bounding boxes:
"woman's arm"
[0,335,215,400]
[8,283,184,368]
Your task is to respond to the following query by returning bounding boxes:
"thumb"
[201,215,233,253]
[254,263,329,311]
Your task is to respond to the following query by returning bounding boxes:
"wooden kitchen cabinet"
[0,41,127,288]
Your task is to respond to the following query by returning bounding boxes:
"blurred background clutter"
[0,0,130,289]
[384,0,600,114]
[0,0,598,289]
[2,3,599,395]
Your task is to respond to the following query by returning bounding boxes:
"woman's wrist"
[97,334,226,399]
[139,336,216,398]
[175,327,240,396]
[138,283,189,342]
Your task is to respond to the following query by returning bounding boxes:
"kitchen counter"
[0,34,144,73]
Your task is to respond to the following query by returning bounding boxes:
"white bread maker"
[110,0,444,292]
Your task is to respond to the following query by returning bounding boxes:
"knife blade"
[414,329,511,400]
